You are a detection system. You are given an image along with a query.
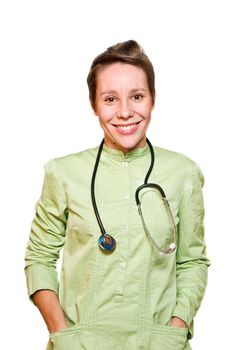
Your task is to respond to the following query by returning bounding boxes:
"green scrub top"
[24,143,210,350]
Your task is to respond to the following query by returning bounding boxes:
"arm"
[25,159,68,331]
[32,290,68,333]
[171,163,210,336]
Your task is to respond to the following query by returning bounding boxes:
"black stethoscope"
[91,138,177,255]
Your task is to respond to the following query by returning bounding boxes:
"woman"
[25,40,210,350]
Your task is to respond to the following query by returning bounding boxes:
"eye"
[105,96,117,104]
[132,94,144,101]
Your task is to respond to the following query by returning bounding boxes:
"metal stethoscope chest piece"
[91,138,177,255]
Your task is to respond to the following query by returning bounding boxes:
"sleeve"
[24,158,68,302]
[172,163,210,338]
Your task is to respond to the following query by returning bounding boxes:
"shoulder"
[43,145,99,176]
[154,146,196,168]
[154,146,204,185]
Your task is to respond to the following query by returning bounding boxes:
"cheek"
[98,113,112,128]
[137,104,153,119]
[96,106,115,122]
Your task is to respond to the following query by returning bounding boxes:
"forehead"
[96,63,148,89]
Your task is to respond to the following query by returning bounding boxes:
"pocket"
[150,323,189,350]
[49,323,82,350]
[49,324,122,350]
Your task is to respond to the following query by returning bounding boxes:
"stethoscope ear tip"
[159,242,176,256]
[169,243,176,250]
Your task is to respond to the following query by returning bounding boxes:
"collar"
[102,142,150,161]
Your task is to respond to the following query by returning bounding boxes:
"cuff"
[25,264,59,304]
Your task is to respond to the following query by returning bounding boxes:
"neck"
[104,137,147,155]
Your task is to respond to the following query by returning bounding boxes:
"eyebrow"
[100,88,147,96]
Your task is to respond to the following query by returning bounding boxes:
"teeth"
[117,124,136,131]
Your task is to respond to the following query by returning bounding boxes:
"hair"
[87,39,155,110]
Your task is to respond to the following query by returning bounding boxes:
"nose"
[116,99,134,119]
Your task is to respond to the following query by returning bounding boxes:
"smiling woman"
[24,39,210,350]
[87,40,156,153]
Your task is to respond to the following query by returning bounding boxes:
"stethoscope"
[91,138,177,255]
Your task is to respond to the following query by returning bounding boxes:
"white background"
[0,0,232,349]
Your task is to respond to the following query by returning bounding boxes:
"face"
[94,63,154,154]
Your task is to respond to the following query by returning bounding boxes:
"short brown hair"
[87,40,155,110]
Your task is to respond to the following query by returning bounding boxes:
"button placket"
[114,159,130,300]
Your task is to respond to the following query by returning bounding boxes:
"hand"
[170,316,188,329]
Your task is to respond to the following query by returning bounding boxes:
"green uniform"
[25,143,210,350]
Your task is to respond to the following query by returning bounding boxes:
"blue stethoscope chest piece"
[98,234,116,252]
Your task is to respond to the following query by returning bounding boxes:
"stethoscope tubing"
[91,139,106,237]
[91,138,176,254]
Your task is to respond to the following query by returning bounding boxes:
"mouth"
[111,121,141,135]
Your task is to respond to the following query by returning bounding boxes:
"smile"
[112,122,141,135]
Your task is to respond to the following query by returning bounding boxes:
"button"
[123,225,128,233]
[122,161,128,167]
[123,193,130,200]
[120,262,127,270]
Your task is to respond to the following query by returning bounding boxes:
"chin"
[113,136,145,152]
